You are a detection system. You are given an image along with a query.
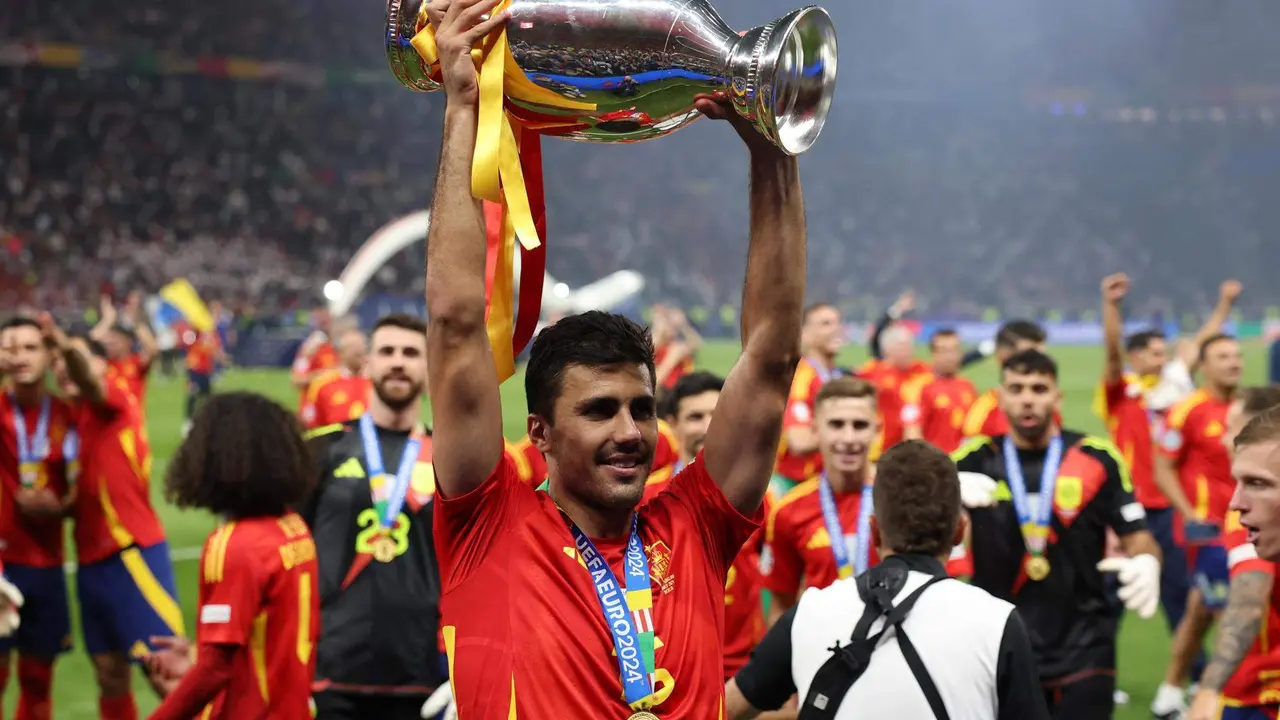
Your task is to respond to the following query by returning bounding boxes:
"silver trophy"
[385,0,837,155]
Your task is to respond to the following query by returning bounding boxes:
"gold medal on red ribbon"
[627,712,660,720]
[18,462,39,489]
[372,535,398,563]
[1025,555,1051,582]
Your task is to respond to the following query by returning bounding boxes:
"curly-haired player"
[145,392,319,720]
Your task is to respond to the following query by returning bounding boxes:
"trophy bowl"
[386,0,838,155]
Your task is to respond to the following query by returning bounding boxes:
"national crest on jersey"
[646,540,677,595]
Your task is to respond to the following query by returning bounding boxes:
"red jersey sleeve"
[1103,378,1128,416]
[433,455,535,589]
[761,504,803,598]
[648,454,762,579]
[198,525,266,646]
[1226,511,1275,578]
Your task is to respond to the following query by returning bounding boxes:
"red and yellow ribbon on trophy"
[409,4,597,380]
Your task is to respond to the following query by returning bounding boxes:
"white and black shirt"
[734,555,1048,720]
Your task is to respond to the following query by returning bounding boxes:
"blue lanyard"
[808,357,841,384]
[63,427,79,486]
[358,414,420,529]
[11,394,50,464]
[567,515,655,706]
[1001,434,1064,556]
[817,474,875,577]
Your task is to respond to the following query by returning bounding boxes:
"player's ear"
[952,512,968,548]
[528,414,552,454]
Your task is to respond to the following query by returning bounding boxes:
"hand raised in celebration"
[1101,273,1129,304]
[432,0,510,105]
[1220,279,1243,304]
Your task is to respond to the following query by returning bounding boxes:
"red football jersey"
[506,420,681,486]
[107,353,152,405]
[1103,375,1167,510]
[1160,390,1233,526]
[434,453,761,718]
[910,375,978,453]
[654,342,695,391]
[192,514,319,720]
[858,359,934,459]
[72,378,166,564]
[776,358,829,483]
[310,375,371,429]
[292,342,338,414]
[640,467,770,681]
[1222,510,1280,708]
[185,331,221,375]
[762,477,880,599]
[0,392,74,567]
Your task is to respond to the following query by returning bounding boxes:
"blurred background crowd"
[3,0,1279,324]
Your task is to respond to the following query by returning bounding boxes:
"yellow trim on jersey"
[304,369,342,407]
[99,479,137,550]
[250,611,269,702]
[120,547,186,635]
[657,418,682,457]
[505,439,533,482]
[790,361,818,402]
[303,423,345,441]
[962,392,998,437]
[1167,389,1211,431]
[204,523,237,583]
[1080,436,1132,493]
[766,477,820,542]
[950,435,993,463]
[645,465,674,488]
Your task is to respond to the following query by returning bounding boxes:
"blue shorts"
[1221,706,1277,720]
[187,370,212,394]
[1190,543,1231,611]
[77,542,184,662]
[0,564,72,657]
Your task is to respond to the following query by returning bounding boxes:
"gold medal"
[627,713,660,720]
[1025,555,1051,582]
[372,535,398,563]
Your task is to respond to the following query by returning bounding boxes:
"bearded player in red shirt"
[902,328,978,453]
[40,316,182,720]
[0,318,76,720]
[424,2,807,713]
[144,392,320,720]
[301,326,371,430]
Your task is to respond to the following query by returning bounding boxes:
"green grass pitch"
[23,340,1272,718]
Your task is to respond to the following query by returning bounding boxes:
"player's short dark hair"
[1236,404,1280,450]
[72,334,108,359]
[1199,333,1238,362]
[107,324,135,340]
[165,392,317,519]
[1002,348,1058,381]
[663,371,724,419]
[0,317,39,334]
[372,313,426,337]
[995,320,1046,350]
[802,303,836,323]
[873,440,961,557]
[1124,330,1166,353]
[929,328,959,350]
[526,311,655,423]
[815,376,878,409]
[1241,386,1280,417]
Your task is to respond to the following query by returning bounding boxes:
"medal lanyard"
[1001,434,1063,559]
[808,357,840,384]
[817,474,875,579]
[11,394,50,489]
[567,514,659,709]
[63,427,79,487]
[358,414,422,529]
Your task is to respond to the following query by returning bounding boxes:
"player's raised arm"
[696,97,806,514]
[424,0,510,498]
[1101,273,1129,386]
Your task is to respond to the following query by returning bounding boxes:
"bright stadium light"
[553,282,570,299]
[323,280,344,302]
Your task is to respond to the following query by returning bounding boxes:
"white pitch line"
[61,545,203,575]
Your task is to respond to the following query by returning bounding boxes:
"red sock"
[98,694,137,720]
[15,656,52,720]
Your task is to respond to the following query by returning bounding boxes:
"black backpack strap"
[897,626,951,720]
[798,575,947,720]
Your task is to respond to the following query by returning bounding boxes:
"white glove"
[0,576,24,638]
[1097,553,1160,619]
[421,682,456,720]
[958,472,999,509]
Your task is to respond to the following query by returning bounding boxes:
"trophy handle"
[725,6,837,156]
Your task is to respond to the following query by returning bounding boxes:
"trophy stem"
[724,6,837,156]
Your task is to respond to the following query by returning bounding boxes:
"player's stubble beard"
[1009,406,1055,447]
[373,373,423,411]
